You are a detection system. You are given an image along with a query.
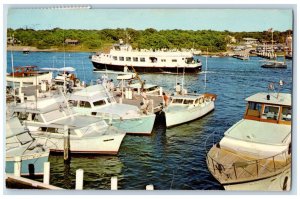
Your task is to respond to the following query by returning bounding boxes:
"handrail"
[205,132,291,182]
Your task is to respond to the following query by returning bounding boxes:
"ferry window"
[262,105,279,120]
[195,98,199,104]
[119,57,124,61]
[247,102,261,117]
[113,56,117,61]
[93,100,106,107]
[79,101,91,108]
[183,99,194,104]
[161,59,166,62]
[140,57,146,62]
[280,106,292,121]
[133,57,138,62]
[173,99,183,104]
[126,57,131,61]
[172,59,177,62]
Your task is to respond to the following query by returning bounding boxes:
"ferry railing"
[205,132,291,183]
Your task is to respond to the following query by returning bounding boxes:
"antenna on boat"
[182,66,185,93]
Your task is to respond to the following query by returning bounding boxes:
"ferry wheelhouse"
[206,92,291,191]
[91,40,202,73]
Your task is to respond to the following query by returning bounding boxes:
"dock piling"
[43,162,50,184]
[111,176,118,190]
[146,184,154,190]
[75,169,84,190]
[14,156,21,177]
[63,125,70,162]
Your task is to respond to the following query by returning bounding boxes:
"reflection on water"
[6,52,292,190]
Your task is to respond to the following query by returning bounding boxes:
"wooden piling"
[75,169,84,190]
[146,184,154,190]
[63,125,70,162]
[111,176,118,190]
[43,162,50,185]
[14,156,21,177]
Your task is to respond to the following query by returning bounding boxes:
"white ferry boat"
[206,92,291,191]
[91,40,202,73]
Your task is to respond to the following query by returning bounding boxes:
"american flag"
[268,28,273,32]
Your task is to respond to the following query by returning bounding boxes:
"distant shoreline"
[6,45,97,53]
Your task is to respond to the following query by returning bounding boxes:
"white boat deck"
[224,119,291,145]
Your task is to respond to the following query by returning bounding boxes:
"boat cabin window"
[150,57,158,63]
[69,100,78,107]
[195,98,200,104]
[119,57,124,61]
[126,57,131,61]
[93,100,106,107]
[280,106,292,121]
[140,57,146,62]
[79,101,92,108]
[199,97,204,104]
[246,102,262,117]
[133,57,138,62]
[183,99,194,105]
[172,99,183,104]
[172,59,177,62]
[113,56,118,61]
[40,127,58,133]
[262,105,279,120]
[161,59,166,62]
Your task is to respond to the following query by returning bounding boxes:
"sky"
[7,8,293,32]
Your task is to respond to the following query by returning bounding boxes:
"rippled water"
[6,52,292,190]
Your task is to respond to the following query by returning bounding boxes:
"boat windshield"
[246,102,262,118]
[280,106,292,121]
[262,105,280,120]
[93,100,106,107]
[183,99,194,105]
[77,121,108,136]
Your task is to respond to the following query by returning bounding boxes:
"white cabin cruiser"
[69,84,156,135]
[91,39,202,73]
[9,98,126,155]
[165,93,216,128]
[6,117,50,176]
[206,92,291,191]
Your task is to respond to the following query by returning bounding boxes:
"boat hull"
[224,165,291,191]
[31,132,126,155]
[108,115,156,135]
[6,151,49,176]
[92,61,202,74]
[261,64,287,69]
[165,101,214,127]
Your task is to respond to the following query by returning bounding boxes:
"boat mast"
[10,34,16,104]
[204,48,208,92]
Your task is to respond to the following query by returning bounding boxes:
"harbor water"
[6,52,292,190]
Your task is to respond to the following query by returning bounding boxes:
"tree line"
[7,28,292,52]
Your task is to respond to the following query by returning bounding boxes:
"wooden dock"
[6,174,63,190]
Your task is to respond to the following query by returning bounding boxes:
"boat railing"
[205,133,292,183]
